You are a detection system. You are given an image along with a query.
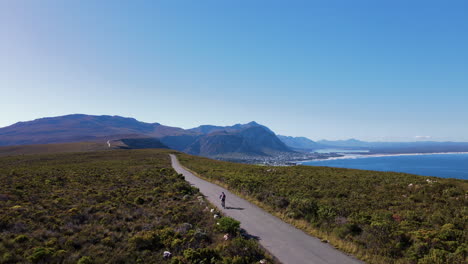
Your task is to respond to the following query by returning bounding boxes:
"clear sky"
[1,0,467,141]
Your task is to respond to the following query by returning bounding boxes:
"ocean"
[301,153,468,180]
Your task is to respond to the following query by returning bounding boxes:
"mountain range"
[0,114,292,158]
[2,114,468,158]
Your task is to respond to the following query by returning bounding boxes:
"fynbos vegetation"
[0,149,270,263]
[178,153,468,264]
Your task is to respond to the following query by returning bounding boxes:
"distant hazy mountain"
[365,141,468,154]
[317,139,370,148]
[0,114,187,146]
[317,139,468,153]
[0,114,292,158]
[277,135,322,150]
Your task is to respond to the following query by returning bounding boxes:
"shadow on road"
[240,229,261,240]
[226,206,244,210]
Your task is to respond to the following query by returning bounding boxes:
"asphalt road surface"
[170,154,363,264]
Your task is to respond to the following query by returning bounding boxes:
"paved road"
[170,154,363,264]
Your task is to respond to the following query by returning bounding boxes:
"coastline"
[299,151,468,164]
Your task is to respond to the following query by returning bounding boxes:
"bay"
[302,153,468,180]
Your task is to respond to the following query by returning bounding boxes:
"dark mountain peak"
[189,121,268,135]
[242,121,275,134]
[239,125,271,135]
[186,124,291,157]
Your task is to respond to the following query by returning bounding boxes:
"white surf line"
[300,151,468,163]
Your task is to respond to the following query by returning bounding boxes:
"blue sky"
[1,0,467,141]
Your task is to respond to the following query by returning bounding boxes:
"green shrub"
[273,196,289,209]
[27,247,55,263]
[158,227,178,248]
[190,186,200,194]
[183,248,220,263]
[170,256,184,264]
[288,198,318,220]
[171,238,183,249]
[77,256,93,264]
[216,217,240,235]
[1,252,14,263]
[13,234,29,243]
[333,223,362,239]
[222,237,264,263]
[129,231,162,250]
[45,237,58,247]
[134,197,145,205]
[418,248,450,264]
[173,182,193,195]
[317,205,337,224]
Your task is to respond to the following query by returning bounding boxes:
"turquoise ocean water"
[302,153,468,180]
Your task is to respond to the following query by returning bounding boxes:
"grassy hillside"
[0,149,271,263]
[0,142,114,157]
[177,154,468,264]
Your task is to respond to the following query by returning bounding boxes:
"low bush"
[77,256,93,264]
[0,150,272,263]
[183,247,220,263]
[222,237,265,263]
[333,223,362,239]
[216,217,241,235]
[130,231,162,250]
[27,247,55,263]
